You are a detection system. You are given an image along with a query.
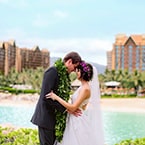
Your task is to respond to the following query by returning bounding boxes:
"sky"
[0,0,145,65]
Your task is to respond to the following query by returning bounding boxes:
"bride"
[46,61,105,145]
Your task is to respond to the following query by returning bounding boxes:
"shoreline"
[0,97,145,113]
[0,99,36,107]
[0,93,38,107]
[100,98,145,113]
[0,97,145,129]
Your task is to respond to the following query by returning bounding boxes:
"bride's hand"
[67,108,82,117]
[45,92,57,100]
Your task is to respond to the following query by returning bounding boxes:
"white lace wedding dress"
[57,67,105,145]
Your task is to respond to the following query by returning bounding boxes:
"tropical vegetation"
[98,69,145,96]
[115,137,145,145]
[0,126,39,145]
[0,67,145,97]
[0,126,145,145]
[0,66,76,94]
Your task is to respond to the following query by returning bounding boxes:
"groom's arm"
[42,67,66,113]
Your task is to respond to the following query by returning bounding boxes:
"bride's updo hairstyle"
[77,61,93,81]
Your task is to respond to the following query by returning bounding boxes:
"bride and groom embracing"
[31,52,105,145]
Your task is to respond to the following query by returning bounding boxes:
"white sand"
[0,99,36,107]
[0,97,145,113]
[100,98,145,113]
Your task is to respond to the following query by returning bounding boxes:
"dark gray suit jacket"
[31,66,66,129]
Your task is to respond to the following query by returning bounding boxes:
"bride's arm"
[46,88,90,112]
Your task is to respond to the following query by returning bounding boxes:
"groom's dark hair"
[63,52,82,64]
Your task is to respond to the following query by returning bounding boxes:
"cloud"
[32,10,68,27]
[0,27,111,65]
[0,0,8,3]
[0,0,28,8]
[53,10,68,19]
[16,0,28,8]
[15,37,111,65]
[0,28,27,41]
[32,14,51,27]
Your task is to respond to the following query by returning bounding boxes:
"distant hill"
[90,62,106,74]
[50,57,106,74]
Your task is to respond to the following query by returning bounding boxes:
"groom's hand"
[67,108,82,117]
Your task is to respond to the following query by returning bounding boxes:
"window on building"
[136,46,140,70]
[115,46,119,49]
[129,45,133,49]
[121,46,124,69]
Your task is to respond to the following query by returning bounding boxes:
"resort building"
[0,40,50,75]
[107,34,145,72]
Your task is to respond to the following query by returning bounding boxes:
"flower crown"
[79,61,91,77]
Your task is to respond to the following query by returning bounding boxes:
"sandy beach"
[101,98,145,113]
[0,93,145,113]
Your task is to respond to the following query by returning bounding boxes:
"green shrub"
[101,94,136,98]
[115,137,145,145]
[0,86,38,94]
[1,126,145,145]
[0,126,39,145]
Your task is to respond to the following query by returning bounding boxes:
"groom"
[31,52,82,145]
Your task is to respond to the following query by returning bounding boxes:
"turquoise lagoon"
[0,106,145,145]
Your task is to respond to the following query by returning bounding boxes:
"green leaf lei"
[54,58,71,142]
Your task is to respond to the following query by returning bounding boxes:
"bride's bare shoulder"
[80,84,90,95]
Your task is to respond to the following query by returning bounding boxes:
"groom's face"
[66,59,79,73]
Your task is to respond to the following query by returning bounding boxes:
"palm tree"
[129,70,143,95]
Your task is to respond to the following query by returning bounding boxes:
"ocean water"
[0,106,145,145]
[0,105,36,128]
[103,111,145,145]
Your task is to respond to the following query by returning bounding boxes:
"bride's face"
[76,68,81,79]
